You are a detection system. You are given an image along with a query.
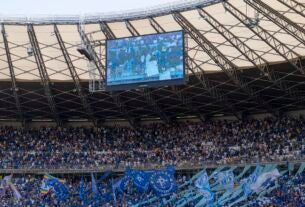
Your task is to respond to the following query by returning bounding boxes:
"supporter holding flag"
[40,178,53,196]
[0,176,5,198]
[40,174,69,201]
[1,174,22,201]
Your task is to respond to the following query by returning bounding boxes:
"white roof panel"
[0,0,304,81]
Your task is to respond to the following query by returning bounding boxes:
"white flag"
[250,169,280,193]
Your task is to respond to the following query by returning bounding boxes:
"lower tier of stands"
[0,161,304,207]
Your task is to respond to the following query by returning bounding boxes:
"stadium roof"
[0,0,304,125]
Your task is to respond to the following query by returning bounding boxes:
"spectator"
[0,117,304,169]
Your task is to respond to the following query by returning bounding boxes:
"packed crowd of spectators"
[1,175,89,207]
[0,117,304,170]
[264,173,304,206]
[0,173,191,207]
[1,170,304,207]
[247,173,305,207]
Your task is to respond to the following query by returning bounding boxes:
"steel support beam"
[245,0,305,45]
[78,27,106,81]
[99,21,116,39]
[125,20,140,36]
[224,2,305,75]
[123,20,172,123]
[173,84,209,121]
[79,23,136,127]
[277,0,305,19]
[54,24,97,125]
[1,24,24,123]
[149,17,241,119]
[174,13,245,89]
[198,8,302,102]
[98,22,140,126]
[198,9,276,81]
[27,24,61,125]
[187,58,243,119]
[111,92,137,127]
[148,18,209,120]
[149,18,166,33]
[142,88,171,123]
[173,12,276,115]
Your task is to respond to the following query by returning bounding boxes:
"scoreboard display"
[106,31,185,90]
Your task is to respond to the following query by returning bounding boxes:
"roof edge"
[0,0,222,25]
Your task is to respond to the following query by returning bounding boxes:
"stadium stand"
[0,0,305,206]
[0,163,304,206]
[0,117,304,206]
[0,117,304,170]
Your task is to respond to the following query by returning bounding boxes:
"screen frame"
[105,30,185,91]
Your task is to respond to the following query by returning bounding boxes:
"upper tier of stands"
[0,116,304,172]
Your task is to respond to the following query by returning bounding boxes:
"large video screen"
[106,31,185,90]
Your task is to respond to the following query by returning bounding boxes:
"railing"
[0,157,303,174]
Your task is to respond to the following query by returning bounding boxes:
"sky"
[1,0,179,16]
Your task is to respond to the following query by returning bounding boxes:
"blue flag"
[118,176,132,193]
[111,178,117,205]
[97,171,111,183]
[195,171,210,191]
[128,169,150,193]
[242,165,261,196]
[91,173,99,196]
[195,171,214,206]
[41,175,69,201]
[213,170,234,190]
[53,182,69,202]
[79,177,86,201]
[195,189,214,207]
[150,168,177,197]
